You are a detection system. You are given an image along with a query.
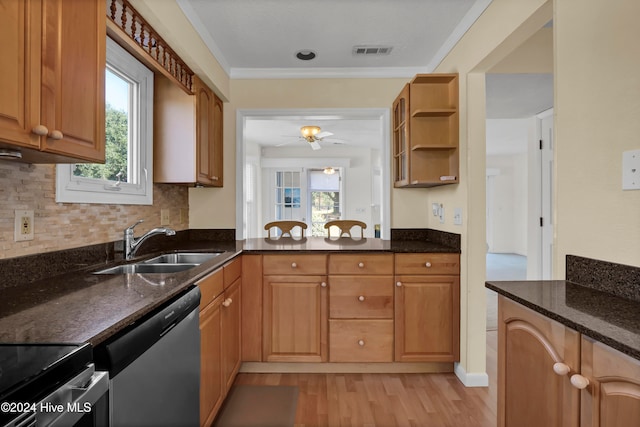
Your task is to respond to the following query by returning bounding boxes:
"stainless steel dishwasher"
[94,286,201,427]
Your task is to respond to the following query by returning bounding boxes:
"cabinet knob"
[358,295,365,302]
[396,281,402,287]
[321,282,327,288]
[32,125,49,136]
[211,176,219,180]
[358,340,365,347]
[553,362,571,376]
[222,298,232,307]
[358,262,365,268]
[425,262,432,268]
[291,262,297,268]
[48,130,64,140]
[570,374,589,390]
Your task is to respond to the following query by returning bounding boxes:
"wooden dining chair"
[264,220,308,238]
[324,220,367,238]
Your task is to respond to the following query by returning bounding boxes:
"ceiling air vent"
[352,46,393,56]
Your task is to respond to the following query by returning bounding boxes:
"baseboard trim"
[240,361,454,374]
[454,362,489,387]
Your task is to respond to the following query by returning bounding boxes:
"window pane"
[73,69,131,183]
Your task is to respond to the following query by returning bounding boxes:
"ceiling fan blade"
[315,131,333,139]
[309,141,322,150]
[275,140,296,147]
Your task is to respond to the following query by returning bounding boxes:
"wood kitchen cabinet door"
[194,76,223,187]
[263,275,328,362]
[0,0,105,163]
[394,274,460,362]
[40,0,105,162]
[579,336,640,427]
[221,278,241,391]
[498,296,580,427]
[0,0,41,150]
[200,294,224,427]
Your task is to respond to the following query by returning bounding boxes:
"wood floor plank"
[234,332,497,426]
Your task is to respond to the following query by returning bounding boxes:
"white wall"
[486,119,529,255]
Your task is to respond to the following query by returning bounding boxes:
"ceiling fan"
[278,126,337,150]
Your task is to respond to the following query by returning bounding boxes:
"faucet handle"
[125,219,144,234]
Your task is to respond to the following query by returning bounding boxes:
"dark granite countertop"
[0,230,460,347]
[486,280,640,360]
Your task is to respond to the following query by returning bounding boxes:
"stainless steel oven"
[0,343,108,427]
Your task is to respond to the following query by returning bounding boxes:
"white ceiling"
[176,0,552,150]
[177,0,492,78]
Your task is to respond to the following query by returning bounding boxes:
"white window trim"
[56,37,154,205]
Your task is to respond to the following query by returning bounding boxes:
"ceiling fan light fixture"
[300,125,321,141]
[323,167,336,175]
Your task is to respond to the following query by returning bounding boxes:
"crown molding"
[230,66,428,80]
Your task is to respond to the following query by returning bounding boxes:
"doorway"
[236,108,390,239]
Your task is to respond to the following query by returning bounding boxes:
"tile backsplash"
[0,162,189,260]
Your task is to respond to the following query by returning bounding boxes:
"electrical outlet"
[432,203,440,216]
[160,209,170,225]
[15,210,34,241]
[439,204,445,224]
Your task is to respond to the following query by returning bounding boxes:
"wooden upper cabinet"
[0,0,105,163]
[392,74,459,187]
[155,75,223,187]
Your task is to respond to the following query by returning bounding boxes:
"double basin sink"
[94,252,222,275]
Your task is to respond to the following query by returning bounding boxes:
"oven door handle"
[39,366,109,427]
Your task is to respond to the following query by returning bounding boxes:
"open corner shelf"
[392,74,459,188]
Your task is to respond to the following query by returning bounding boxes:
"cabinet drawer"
[197,268,224,309]
[329,277,393,319]
[223,256,241,289]
[328,254,393,275]
[263,254,327,275]
[395,253,459,275]
[329,320,393,362]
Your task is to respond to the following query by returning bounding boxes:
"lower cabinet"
[198,257,242,427]
[499,296,640,427]
[394,253,460,362]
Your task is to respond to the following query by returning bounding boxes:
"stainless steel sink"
[142,252,222,265]
[93,251,223,275]
[94,263,200,275]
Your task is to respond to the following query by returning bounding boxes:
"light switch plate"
[622,150,640,190]
[439,204,445,223]
[454,208,463,225]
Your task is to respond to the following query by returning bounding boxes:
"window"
[56,37,154,205]
[309,169,341,236]
[274,170,302,219]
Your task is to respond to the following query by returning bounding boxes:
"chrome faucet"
[124,219,176,260]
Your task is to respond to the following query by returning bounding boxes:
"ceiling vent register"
[353,46,393,56]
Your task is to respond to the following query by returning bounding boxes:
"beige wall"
[554,0,640,271]
[188,78,413,228]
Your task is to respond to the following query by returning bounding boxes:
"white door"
[263,168,307,236]
[540,111,554,279]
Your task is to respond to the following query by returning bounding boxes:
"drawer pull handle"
[570,374,589,390]
[291,262,297,268]
[553,362,571,376]
[358,295,365,302]
[321,282,327,288]
[396,281,402,287]
[358,262,365,268]
[425,262,432,268]
[358,340,365,346]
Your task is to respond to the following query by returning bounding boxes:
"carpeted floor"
[214,385,298,427]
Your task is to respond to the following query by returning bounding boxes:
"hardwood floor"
[233,331,497,426]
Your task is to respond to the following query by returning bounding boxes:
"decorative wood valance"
[107,0,194,94]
